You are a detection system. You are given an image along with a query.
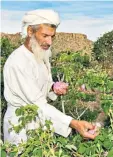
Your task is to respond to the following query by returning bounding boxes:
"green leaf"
[86,148,91,156]
[107,80,113,90]
[15,108,22,116]
[57,137,67,145]
[33,149,42,157]
[90,146,96,155]
[103,140,113,150]
[1,150,7,157]
[65,144,77,151]
[101,100,112,114]
[107,149,113,157]
[58,149,63,156]
[98,135,105,142]
[9,152,17,157]
[78,144,86,154]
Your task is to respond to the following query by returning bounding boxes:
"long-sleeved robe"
[3,45,72,144]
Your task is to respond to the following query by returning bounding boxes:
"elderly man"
[3,9,98,145]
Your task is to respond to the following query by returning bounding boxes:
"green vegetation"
[0,37,20,138]
[93,30,113,64]
[1,31,113,157]
[1,103,113,157]
[51,51,113,122]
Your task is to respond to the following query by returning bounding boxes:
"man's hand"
[70,119,99,140]
[53,82,68,95]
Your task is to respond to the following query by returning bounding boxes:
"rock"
[0,32,93,55]
[51,32,93,55]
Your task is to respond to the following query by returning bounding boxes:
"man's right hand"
[69,119,99,140]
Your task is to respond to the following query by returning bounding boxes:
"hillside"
[51,32,93,55]
[0,32,93,55]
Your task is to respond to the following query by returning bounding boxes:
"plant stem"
[77,105,90,120]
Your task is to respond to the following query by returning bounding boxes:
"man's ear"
[27,26,33,37]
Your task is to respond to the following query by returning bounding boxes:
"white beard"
[29,35,51,63]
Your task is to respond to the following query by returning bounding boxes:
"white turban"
[21,9,60,38]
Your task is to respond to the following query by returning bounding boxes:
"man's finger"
[85,122,95,130]
[83,132,99,140]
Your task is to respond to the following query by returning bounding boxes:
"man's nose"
[46,36,52,45]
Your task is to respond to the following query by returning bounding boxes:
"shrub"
[1,104,113,157]
[51,51,113,122]
[0,37,19,139]
[93,30,113,62]
[1,38,113,156]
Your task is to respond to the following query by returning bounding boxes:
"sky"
[1,1,113,41]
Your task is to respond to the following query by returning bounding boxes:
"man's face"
[34,24,56,50]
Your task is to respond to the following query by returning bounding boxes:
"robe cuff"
[53,116,73,137]
[47,91,57,101]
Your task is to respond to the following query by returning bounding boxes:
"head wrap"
[21,9,60,38]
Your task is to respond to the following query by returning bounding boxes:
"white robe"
[3,45,72,145]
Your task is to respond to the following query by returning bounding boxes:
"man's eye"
[43,35,48,37]
[52,35,55,39]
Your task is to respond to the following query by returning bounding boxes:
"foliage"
[1,104,113,157]
[51,51,113,122]
[1,37,19,96]
[1,36,113,157]
[0,37,20,139]
[1,37,16,97]
[9,104,39,133]
[77,68,113,93]
[101,99,113,130]
[1,37,16,58]
[93,30,113,63]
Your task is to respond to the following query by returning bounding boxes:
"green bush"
[1,37,113,157]
[1,104,113,157]
[0,37,19,139]
[93,30,113,62]
[51,51,113,122]
[1,37,19,96]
